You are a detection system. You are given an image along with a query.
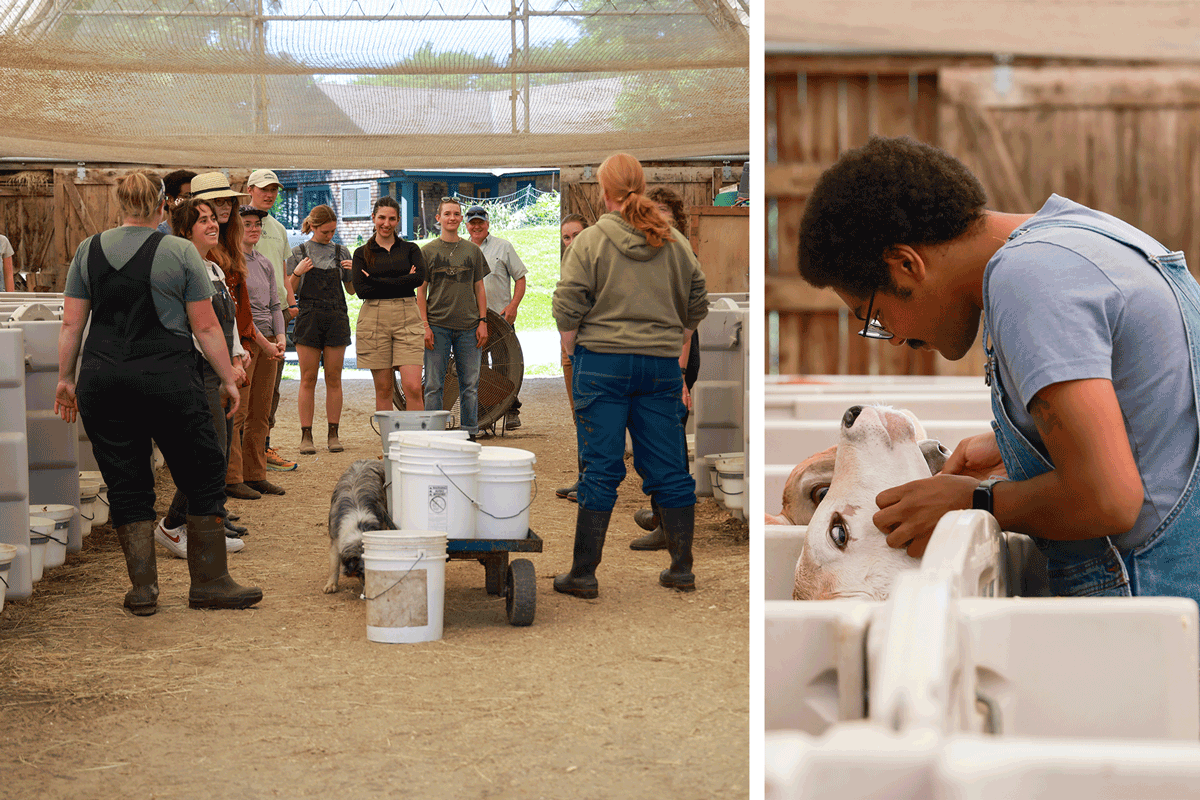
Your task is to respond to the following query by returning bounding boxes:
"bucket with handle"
[714,456,746,512]
[362,530,448,643]
[0,543,16,613]
[28,515,54,582]
[372,410,452,455]
[80,470,109,527]
[29,504,74,568]
[384,430,470,521]
[475,447,537,540]
[390,434,481,539]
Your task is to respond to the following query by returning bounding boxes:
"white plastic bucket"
[379,431,468,513]
[80,471,109,527]
[702,451,743,504]
[28,516,54,582]
[79,479,100,535]
[391,435,481,539]
[29,504,74,569]
[714,456,746,511]
[476,447,537,540]
[374,410,452,454]
[0,543,16,613]
[362,530,448,643]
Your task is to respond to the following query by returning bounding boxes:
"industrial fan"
[392,308,525,432]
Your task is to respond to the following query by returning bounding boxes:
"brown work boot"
[327,422,344,453]
[244,479,285,496]
[299,426,316,455]
[116,520,158,616]
[186,515,263,610]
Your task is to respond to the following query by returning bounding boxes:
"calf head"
[793,405,949,601]
[767,445,837,526]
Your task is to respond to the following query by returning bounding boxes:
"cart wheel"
[505,558,536,627]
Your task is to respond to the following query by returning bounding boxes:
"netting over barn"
[0,0,749,167]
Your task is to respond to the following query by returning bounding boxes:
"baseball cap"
[238,204,268,218]
[464,205,488,222]
[247,169,282,189]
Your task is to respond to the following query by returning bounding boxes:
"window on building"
[342,183,371,218]
[477,188,492,198]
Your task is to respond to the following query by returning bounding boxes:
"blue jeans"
[424,324,481,435]
[572,346,695,512]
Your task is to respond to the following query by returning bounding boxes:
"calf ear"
[919,439,951,475]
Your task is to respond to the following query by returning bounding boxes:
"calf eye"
[810,485,829,505]
[829,513,848,549]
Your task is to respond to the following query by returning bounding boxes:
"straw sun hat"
[189,171,249,202]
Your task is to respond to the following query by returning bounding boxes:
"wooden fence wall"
[766,56,1200,378]
[561,162,747,293]
[0,167,250,291]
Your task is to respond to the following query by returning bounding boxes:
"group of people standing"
[53,152,710,614]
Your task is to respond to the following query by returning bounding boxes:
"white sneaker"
[155,519,244,556]
[155,519,187,559]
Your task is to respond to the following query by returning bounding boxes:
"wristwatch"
[973,478,1002,515]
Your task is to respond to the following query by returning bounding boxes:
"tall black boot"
[186,514,263,609]
[658,505,696,592]
[553,507,611,599]
[630,498,666,550]
[116,520,159,616]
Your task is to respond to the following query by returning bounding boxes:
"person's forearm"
[679,327,695,369]
[3,257,13,292]
[993,469,1141,542]
[512,276,526,306]
[560,329,577,353]
[476,282,488,320]
[416,285,429,326]
[57,317,87,382]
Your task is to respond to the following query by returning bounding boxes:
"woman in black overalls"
[54,173,261,616]
[286,203,355,455]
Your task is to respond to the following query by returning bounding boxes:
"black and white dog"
[324,460,396,594]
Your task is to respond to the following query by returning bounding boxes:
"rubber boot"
[553,508,611,599]
[327,422,344,453]
[630,501,666,550]
[186,514,263,609]
[299,426,316,455]
[116,520,159,616]
[658,505,696,592]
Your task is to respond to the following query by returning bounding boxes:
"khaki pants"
[227,340,279,484]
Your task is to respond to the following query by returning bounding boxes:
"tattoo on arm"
[1029,395,1065,436]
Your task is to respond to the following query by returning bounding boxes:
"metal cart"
[446,531,542,626]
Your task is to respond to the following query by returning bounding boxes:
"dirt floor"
[0,376,749,799]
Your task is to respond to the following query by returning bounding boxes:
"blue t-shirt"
[985,194,1197,551]
[64,226,214,338]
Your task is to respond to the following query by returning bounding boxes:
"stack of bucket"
[361,429,537,645]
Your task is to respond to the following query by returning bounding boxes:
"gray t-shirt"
[285,239,352,298]
[63,226,214,338]
[985,194,1197,551]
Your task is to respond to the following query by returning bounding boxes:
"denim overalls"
[984,218,1200,602]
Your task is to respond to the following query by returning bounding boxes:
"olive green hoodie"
[553,212,708,358]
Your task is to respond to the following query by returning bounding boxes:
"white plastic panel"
[764,524,806,601]
[764,599,878,733]
[764,419,993,466]
[960,596,1199,740]
[764,392,992,422]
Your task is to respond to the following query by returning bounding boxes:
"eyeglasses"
[856,289,894,340]
[242,221,262,229]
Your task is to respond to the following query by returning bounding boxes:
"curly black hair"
[798,136,987,299]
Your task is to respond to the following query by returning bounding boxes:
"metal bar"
[510,0,518,134]
[57,10,712,20]
[523,0,531,133]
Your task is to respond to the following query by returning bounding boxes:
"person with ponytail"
[551,153,709,599]
[351,196,427,413]
[55,171,261,615]
[286,204,355,454]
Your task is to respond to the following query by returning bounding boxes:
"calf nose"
[842,405,863,428]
